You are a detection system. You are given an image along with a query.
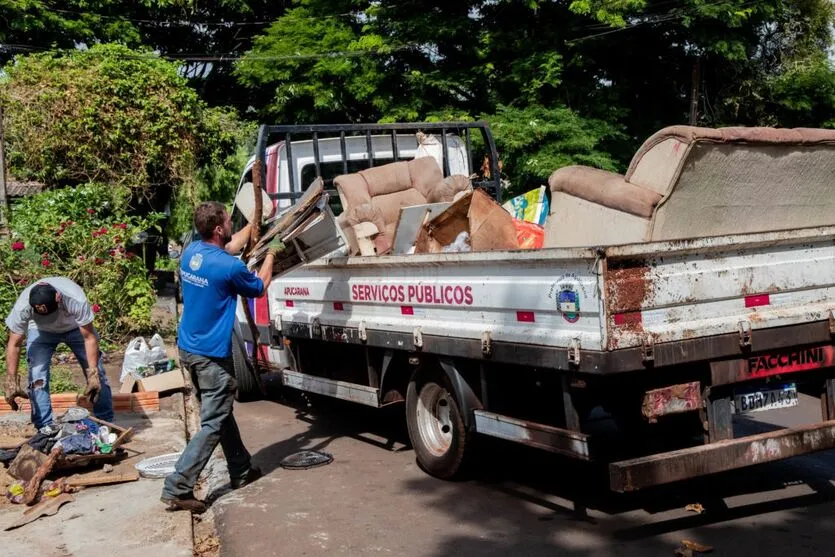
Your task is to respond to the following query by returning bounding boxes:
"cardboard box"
[120,368,185,394]
[414,189,519,253]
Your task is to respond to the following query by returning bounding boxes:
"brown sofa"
[335,156,471,255]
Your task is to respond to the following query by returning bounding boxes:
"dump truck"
[228,122,835,492]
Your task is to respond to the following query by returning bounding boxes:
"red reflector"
[613,312,642,326]
[401,306,414,315]
[516,311,535,322]
[745,294,770,308]
[333,302,344,311]
[285,300,294,308]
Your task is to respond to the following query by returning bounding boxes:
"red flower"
[108,249,117,256]
[11,241,24,251]
[78,256,86,261]
[87,209,95,214]
[113,236,122,243]
[100,226,108,233]
[115,223,127,229]
[94,258,104,265]
[92,230,101,238]
[41,259,50,267]
[92,304,101,314]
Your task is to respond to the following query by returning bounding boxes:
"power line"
[0,43,406,62]
[42,7,359,27]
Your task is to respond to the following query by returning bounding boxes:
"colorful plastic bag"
[502,186,549,225]
[513,219,544,250]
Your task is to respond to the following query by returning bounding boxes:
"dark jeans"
[162,349,251,498]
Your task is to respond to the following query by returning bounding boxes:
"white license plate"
[734,383,798,414]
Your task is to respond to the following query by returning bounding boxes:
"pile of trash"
[1,406,133,512]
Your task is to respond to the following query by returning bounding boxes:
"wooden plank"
[66,468,139,487]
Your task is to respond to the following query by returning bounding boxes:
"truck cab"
[228,122,501,399]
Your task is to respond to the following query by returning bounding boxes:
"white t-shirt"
[5,277,94,335]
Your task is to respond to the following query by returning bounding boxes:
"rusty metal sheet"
[609,419,835,492]
[473,410,591,460]
[641,381,702,420]
[711,344,835,386]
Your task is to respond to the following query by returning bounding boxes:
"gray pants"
[162,349,251,498]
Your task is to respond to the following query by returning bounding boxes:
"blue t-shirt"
[177,241,264,358]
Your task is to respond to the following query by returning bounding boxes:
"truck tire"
[232,338,264,402]
[406,372,470,479]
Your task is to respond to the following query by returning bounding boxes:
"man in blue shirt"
[162,201,275,513]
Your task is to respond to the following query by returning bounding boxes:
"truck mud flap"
[609,419,835,492]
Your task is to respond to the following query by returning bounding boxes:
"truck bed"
[269,225,835,374]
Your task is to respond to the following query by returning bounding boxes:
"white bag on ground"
[147,333,167,366]
[120,334,170,381]
[121,337,149,381]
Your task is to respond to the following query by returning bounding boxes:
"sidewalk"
[0,409,193,557]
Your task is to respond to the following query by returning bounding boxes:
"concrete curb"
[181,363,228,557]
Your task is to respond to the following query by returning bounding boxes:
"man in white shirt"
[4,277,113,431]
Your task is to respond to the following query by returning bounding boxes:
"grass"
[0,365,82,395]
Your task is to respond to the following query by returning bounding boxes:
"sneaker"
[161,495,208,514]
[230,466,263,489]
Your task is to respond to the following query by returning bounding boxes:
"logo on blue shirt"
[189,253,203,271]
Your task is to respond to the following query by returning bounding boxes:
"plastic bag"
[121,337,150,381]
[513,219,544,250]
[147,333,167,367]
[502,186,550,225]
[120,334,169,381]
[441,231,472,253]
[415,132,445,173]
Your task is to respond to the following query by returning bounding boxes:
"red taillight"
[745,294,770,308]
[613,312,642,326]
[516,311,535,322]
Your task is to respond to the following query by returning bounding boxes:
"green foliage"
[0,367,81,396]
[2,183,160,352]
[170,109,256,239]
[484,105,624,196]
[0,44,204,192]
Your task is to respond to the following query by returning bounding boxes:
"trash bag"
[147,334,167,367]
[121,337,150,381]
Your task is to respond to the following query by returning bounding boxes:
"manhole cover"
[279,450,333,470]
[135,452,182,478]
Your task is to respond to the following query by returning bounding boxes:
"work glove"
[4,374,29,411]
[78,368,101,406]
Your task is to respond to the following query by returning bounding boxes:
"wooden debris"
[5,493,74,530]
[8,445,47,482]
[24,446,62,505]
[685,503,705,514]
[66,466,139,488]
[675,539,714,557]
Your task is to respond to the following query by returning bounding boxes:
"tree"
[0,43,250,239]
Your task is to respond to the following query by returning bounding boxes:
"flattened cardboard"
[414,190,518,253]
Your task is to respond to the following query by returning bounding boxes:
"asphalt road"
[213,382,835,557]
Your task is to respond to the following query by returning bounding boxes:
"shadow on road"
[246,390,835,556]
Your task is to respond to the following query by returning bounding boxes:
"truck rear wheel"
[232,337,264,402]
[406,373,469,479]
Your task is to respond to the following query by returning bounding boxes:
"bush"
[1,183,160,356]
